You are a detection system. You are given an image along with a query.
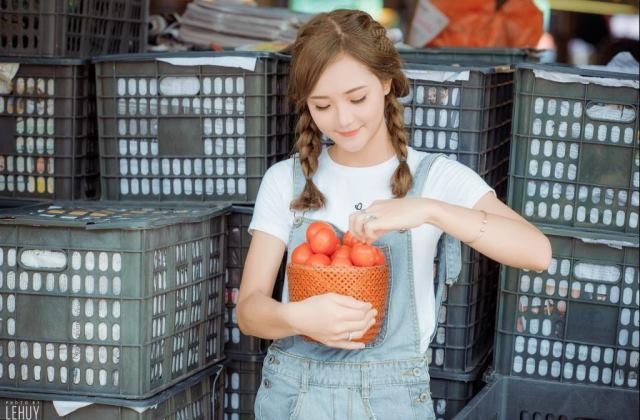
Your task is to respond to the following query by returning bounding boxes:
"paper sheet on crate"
[403,69,470,82]
[157,56,258,71]
[0,63,19,94]
[534,53,639,89]
[53,401,152,416]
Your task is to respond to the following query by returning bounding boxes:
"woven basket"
[287,263,389,344]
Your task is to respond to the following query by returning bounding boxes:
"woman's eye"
[352,96,366,104]
[315,104,330,111]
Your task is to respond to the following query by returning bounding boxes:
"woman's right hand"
[286,292,378,350]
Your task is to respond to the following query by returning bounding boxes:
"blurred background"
[150,0,639,64]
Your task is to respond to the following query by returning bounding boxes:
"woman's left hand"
[348,198,430,244]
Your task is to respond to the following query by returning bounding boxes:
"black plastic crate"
[0,198,44,210]
[495,227,639,390]
[454,374,639,420]
[428,247,499,374]
[0,58,99,201]
[508,63,639,237]
[224,294,269,357]
[400,63,514,199]
[0,0,147,58]
[429,359,489,420]
[0,202,228,399]
[399,47,542,66]
[0,363,224,419]
[94,52,293,203]
[225,206,285,355]
[224,353,264,420]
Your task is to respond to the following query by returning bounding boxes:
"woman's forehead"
[309,55,378,97]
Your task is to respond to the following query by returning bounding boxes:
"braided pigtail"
[289,107,326,210]
[386,95,413,197]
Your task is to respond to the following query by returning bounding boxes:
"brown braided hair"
[288,9,412,211]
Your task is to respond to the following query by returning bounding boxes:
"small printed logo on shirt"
[354,202,363,211]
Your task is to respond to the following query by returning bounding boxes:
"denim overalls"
[255,153,462,420]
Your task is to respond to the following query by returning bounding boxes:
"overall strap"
[409,153,462,344]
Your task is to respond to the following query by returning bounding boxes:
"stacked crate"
[91,52,292,420]
[1,4,294,415]
[1,0,150,202]
[223,206,286,420]
[0,364,224,419]
[89,51,293,419]
[93,52,293,203]
[0,202,227,417]
[0,57,99,201]
[455,63,639,419]
[398,47,542,66]
[0,0,148,58]
[91,51,292,419]
[2,2,234,418]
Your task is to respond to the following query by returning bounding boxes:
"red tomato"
[291,243,314,265]
[350,244,377,267]
[306,253,331,266]
[331,245,352,261]
[343,231,364,247]
[374,248,386,266]
[330,256,353,267]
[308,227,339,256]
[306,221,335,244]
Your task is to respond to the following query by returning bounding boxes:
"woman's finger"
[339,315,377,338]
[349,211,369,241]
[362,216,381,243]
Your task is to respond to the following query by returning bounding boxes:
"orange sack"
[427,0,543,48]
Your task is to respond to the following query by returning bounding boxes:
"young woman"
[237,9,551,419]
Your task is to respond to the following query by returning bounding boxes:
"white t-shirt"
[249,146,494,352]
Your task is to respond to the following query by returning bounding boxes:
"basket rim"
[287,262,388,272]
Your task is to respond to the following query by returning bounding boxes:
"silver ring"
[366,214,377,222]
[347,331,353,341]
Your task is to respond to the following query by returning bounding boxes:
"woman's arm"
[427,192,552,272]
[237,230,376,349]
[351,192,552,272]
[236,230,292,338]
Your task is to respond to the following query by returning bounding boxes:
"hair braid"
[386,95,413,197]
[289,108,326,210]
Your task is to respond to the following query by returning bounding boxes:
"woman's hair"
[288,9,412,211]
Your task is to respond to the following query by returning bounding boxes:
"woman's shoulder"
[407,148,466,173]
[406,147,445,171]
[264,156,295,179]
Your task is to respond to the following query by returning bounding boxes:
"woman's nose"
[335,103,355,128]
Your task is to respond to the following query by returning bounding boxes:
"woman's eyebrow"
[309,85,367,99]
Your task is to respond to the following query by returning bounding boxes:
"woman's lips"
[338,127,360,137]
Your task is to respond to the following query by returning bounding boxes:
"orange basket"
[287,263,389,344]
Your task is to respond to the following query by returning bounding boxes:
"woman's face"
[306,53,391,155]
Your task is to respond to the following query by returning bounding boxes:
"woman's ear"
[382,79,392,96]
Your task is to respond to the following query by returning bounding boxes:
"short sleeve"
[247,159,294,245]
[423,157,496,209]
